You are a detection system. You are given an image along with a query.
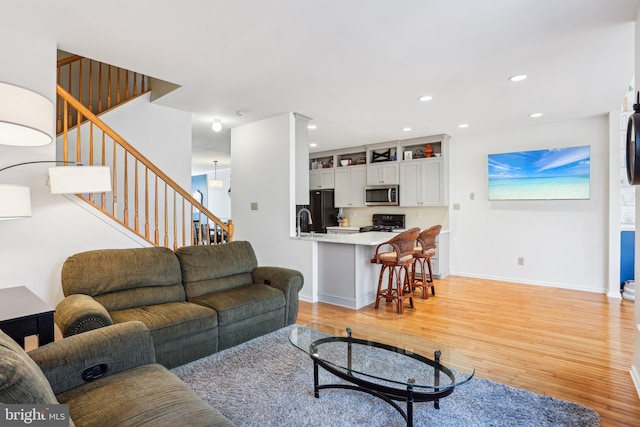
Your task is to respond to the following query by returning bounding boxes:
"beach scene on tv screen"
[488,145,590,200]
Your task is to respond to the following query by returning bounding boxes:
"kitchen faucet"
[296,208,313,237]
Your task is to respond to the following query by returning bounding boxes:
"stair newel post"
[134,159,139,233]
[107,64,112,109]
[112,139,117,217]
[88,122,94,204]
[154,174,159,245]
[123,152,129,226]
[98,62,103,112]
[145,167,150,241]
[101,131,107,210]
[164,182,169,248]
[173,190,178,251]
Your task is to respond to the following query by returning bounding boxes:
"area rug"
[171,326,600,427]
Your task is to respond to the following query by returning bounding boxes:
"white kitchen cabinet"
[400,158,447,206]
[309,169,335,189]
[334,165,367,207]
[366,162,399,185]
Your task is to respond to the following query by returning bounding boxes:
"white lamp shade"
[208,179,224,188]
[0,82,54,146]
[49,166,112,194]
[0,184,32,219]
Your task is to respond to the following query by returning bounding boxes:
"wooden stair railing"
[57,55,149,134]
[57,85,233,249]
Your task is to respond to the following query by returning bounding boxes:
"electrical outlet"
[518,257,524,266]
[250,202,258,210]
[452,203,460,210]
[470,192,475,200]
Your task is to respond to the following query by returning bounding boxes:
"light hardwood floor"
[296,275,640,427]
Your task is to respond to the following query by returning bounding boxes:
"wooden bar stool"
[371,228,420,314]
[410,225,442,299]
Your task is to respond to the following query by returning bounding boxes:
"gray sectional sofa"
[0,321,234,426]
[54,241,304,368]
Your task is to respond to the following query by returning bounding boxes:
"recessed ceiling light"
[211,120,222,132]
[509,74,528,82]
[403,127,412,132]
[418,95,433,102]
[529,112,543,118]
[309,143,317,147]
[458,123,469,128]
[308,124,317,130]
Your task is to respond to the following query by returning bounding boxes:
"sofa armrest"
[55,294,113,337]
[253,266,303,325]
[28,321,155,395]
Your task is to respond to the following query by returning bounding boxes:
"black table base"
[309,332,457,427]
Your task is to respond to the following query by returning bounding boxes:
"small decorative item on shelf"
[372,148,391,163]
[356,157,366,165]
[328,159,334,168]
[414,148,425,158]
[424,144,434,157]
[404,151,413,160]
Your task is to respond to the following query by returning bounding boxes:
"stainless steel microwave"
[365,185,399,206]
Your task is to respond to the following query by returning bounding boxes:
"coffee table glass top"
[289,321,474,390]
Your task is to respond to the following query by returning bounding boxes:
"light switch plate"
[250,202,258,210]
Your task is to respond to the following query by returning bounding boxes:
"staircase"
[56,54,233,249]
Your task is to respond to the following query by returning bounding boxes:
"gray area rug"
[171,326,600,427]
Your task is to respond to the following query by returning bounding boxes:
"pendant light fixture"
[208,160,224,188]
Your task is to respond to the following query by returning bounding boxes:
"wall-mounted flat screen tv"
[488,145,590,200]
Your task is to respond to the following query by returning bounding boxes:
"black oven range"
[359,214,405,233]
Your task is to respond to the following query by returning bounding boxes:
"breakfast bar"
[295,231,449,309]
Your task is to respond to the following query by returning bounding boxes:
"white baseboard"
[631,365,640,399]
[449,271,605,294]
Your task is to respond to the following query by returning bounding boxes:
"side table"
[0,286,55,348]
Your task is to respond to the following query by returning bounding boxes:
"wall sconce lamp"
[0,82,54,146]
[0,161,112,220]
[208,160,224,188]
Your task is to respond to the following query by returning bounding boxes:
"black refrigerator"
[309,190,339,233]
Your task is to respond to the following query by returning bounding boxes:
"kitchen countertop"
[325,226,360,232]
[294,229,450,246]
[294,231,394,246]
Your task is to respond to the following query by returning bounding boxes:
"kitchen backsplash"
[342,206,449,229]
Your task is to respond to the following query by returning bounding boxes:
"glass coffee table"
[289,322,474,427]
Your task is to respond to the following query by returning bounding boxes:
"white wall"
[449,115,609,292]
[103,93,192,190]
[0,29,192,306]
[230,114,316,302]
[206,168,231,221]
[631,4,640,398]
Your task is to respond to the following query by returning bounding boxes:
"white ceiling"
[2,0,638,175]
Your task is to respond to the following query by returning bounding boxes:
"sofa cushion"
[0,330,59,404]
[61,247,185,311]
[110,301,217,346]
[176,241,258,298]
[189,284,285,325]
[57,364,234,427]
